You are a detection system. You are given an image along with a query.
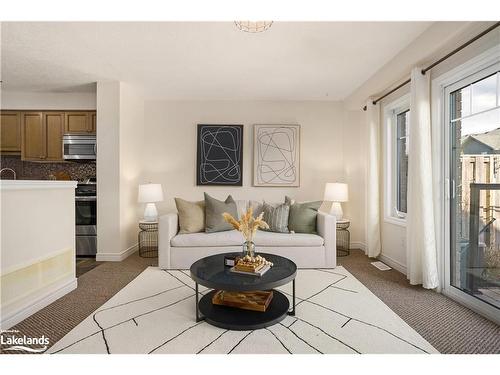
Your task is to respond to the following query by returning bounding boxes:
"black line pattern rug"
[48,267,438,354]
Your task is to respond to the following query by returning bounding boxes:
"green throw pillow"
[204,193,238,233]
[287,197,322,234]
[174,198,205,234]
[262,201,290,233]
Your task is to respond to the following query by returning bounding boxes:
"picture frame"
[253,124,300,187]
[196,124,243,186]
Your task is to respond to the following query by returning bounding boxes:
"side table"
[336,219,350,257]
[138,220,158,258]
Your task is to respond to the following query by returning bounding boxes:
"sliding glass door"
[447,64,500,320]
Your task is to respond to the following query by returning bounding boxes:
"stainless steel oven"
[63,134,97,160]
[76,182,97,256]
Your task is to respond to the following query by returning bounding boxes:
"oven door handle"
[76,196,97,201]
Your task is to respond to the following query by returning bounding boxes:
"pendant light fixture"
[234,21,273,33]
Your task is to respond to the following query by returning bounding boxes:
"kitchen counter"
[1,179,78,329]
[0,179,77,189]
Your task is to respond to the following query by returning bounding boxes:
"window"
[396,110,409,215]
[383,94,410,225]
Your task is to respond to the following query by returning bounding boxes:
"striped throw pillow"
[262,202,290,233]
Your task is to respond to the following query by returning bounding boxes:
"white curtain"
[366,100,382,258]
[406,67,439,289]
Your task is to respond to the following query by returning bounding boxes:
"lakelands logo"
[1,330,49,353]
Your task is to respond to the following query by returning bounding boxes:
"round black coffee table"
[190,252,297,330]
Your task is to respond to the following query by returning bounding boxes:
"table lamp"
[138,183,164,222]
[324,182,348,220]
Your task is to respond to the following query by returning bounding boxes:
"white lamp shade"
[138,184,164,203]
[324,183,348,202]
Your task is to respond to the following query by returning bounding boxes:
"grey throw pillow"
[204,193,238,233]
[174,198,205,234]
[262,201,290,233]
[287,197,322,234]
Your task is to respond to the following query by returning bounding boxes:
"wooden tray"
[212,290,274,312]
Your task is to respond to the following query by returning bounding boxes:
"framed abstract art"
[253,124,300,187]
[196,124,243,186]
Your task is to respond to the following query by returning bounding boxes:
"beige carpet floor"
[338,250,499,354]
[2,249,499,354]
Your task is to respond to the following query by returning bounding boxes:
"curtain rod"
[362,21,500,111]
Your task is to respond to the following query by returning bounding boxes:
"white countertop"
[0,180,77,190]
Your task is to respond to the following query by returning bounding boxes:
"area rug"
[48,267,438,354]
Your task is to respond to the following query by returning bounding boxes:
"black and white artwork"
[197,124,243,186]
[254,124,300,187]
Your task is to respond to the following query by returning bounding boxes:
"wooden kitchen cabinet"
[4,109,95,161]
[0,111,22,153]
[65,112,95,134]
[22,112,45,160]
[91,112,96,133]
[21,112,65,161]
[44,112,64,161]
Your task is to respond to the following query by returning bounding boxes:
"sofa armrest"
[158,213,179,269]
[317,211,337,268]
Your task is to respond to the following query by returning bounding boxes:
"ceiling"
[1,22,433,100]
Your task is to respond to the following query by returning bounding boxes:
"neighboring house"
[462,128,500,154]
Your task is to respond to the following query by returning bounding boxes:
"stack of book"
[230,257,271,276]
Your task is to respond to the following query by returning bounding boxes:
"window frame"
[436,55,500,325]
[395,109,410,218]
[383,94,410,226]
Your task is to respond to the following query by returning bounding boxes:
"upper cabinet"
[91,112,96,133]
[22,112,46,160]
[1,110,96,161]
[0,111,22,153]
[44,112,65,161]
[65,112,96,134]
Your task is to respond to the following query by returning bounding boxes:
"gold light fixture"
[234,21,273,33]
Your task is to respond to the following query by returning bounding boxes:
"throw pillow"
[287,197,322,234]
[174,198,205,234]
[262,201,290,233]
[204,193,238,233]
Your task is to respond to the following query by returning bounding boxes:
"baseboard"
[96,243,138,262]
[377,254,407,275]
[1,277,77,330]
[350,241,366,251]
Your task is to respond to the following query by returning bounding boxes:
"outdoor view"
[450,71,500,309]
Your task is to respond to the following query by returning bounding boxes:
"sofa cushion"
[171,230,243,247]
[174,198,205,234]
[254,230,324,247]
[287,197,322,234]
[249,200,284,217]
[171,229,324,247]
[204,193,238,233]
[262,201,290,233]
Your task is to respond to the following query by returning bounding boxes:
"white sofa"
[158,201,337,269]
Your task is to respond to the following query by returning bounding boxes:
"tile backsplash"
[0,156,95,181]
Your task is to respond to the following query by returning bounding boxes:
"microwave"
[63,134,97,160]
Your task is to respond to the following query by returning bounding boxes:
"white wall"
[0,181,77,329]
[343,22,480,111]
[1,90,96,110]
[119,83,144,254]
[96,81,144,260]
[342,109,367,247]
[97,82,122,257]
[348,22,500,274]
[141,100,365,244]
